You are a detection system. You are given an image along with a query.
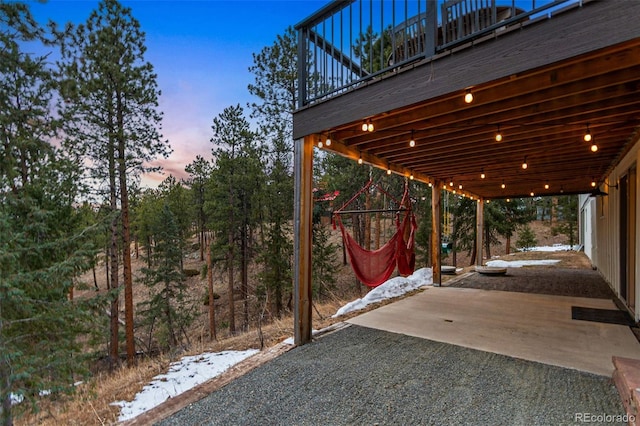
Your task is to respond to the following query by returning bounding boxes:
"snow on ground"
[526,244,579,252]
[332,267,433,318]
[114,349,258,422]
[486,259,561,268]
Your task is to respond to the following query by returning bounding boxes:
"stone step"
[612,356,640,426]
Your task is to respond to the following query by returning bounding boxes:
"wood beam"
[293,136,313,345]
[476,198,484,267]
[431,182,442,286]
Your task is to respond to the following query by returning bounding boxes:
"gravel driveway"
[158,324,626,426]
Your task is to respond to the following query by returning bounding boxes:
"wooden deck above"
[293,0,640,199]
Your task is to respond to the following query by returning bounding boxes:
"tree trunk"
[93,263,99,291]
[227,231,236,335]
[364,191,371,250]
[470,238,477,266]
[117,90,135,366]
[241,223,249,332]
[146,236,152,268]
[506,235,511,255]
[108,134,119,367]
[375,212,381,249]
[452,241,457,266]
[1,302,14,426]
[207,245,216,340]
[199,225,205,262]
[1,366,12,426]
[241,189,249,331]
[165,289,177,349]
[485,226,492,259]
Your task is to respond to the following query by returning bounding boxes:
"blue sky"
[29,0,326,187]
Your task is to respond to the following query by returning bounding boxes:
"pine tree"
[312,221,339,299]
[206,105,263,334]
[1,4,106,422]
[137,204,194,352]
[450,196,477,265]
[495,198,535,254]
[248,28,297,318]
[552,195,578,248]
[185,156,212,261]
[57,0,170,366]
[517,224,538,251]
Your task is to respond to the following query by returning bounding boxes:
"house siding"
[582,134,640,320]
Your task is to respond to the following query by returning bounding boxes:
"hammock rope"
[334,180,417,288]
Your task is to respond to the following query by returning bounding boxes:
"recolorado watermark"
[574,412,635,423]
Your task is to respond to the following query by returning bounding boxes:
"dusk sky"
[29,0,326,187]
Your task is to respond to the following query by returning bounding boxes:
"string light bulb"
[495,125,502,142]
[480,169,486,179]
[409,174,414,180]
[387,168,392,175]
[530,191,535,197]
[591,143,598,152]
[591,178,596,187]
[358,154,363,165]
[464,89,473,104]
[544,183,550,190]
[458,184,463,190]
[521,156,528,170]
[325,134,332,146]
[501,181,506,189]
[449,179,454,187]
[409,130,415,148]
[317,139,323,148]
[584,124,592,142]
[361,121,368,132]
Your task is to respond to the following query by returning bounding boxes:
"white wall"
[586,135,640,319]
[579,195,595,261]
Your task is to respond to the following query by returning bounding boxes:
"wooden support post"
[476,198,484,267]
[293,136,313,345]
[431,182,442,286]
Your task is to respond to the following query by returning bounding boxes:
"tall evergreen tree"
[248,28,297,318]
[1,4,106,422]
[206,105,262,334]
[57,0,170,366]
[137,204,194,352]
[312,221,339,299]
[553,195,578,247]
[495,198,535,254]
[450,196,477,265]
[158,175,192,250]
[185,156,212,261]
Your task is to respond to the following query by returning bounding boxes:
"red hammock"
[334,181,417,288]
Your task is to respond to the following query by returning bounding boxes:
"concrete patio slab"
[347,287,640,376]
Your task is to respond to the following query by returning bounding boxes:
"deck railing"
[296,0,577,107]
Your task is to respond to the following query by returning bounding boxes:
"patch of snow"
[527,244,578,252]
[486,259,560,268]
[114,349,258,422]
[332,267,433,318]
